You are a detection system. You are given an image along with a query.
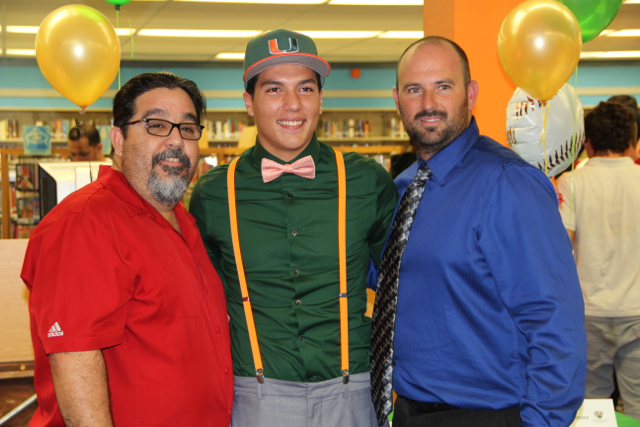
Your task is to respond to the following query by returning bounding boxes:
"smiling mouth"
[163,157,183,164]
[277,120,304,126]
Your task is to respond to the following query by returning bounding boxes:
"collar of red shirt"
[97,165,196,229]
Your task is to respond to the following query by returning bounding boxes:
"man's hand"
[50,350,114,427]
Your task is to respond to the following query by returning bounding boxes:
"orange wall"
[423,1,524,146]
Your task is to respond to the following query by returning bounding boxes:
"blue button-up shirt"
[392,118,586,427]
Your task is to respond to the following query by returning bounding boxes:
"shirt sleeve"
[556,172,576,231]
[189,178,224,279]
[23,212,135,354]
[478,164,586,427]
[368,163,399,268]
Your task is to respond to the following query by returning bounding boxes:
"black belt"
[405,398,459,414]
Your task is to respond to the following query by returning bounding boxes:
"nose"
[421,90,437,112]
[165,124,186,148]
[282,90,302,112]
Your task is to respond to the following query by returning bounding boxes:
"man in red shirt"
[21,72,233,427]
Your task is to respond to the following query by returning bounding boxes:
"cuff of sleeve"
[43,332,123,354]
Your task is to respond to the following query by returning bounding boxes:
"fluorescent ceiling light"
[581,50,640,59]
[379,31,423,39]
[295,30,381,38]
[116,28,136,36]
[174,0,325,3]
[138,29,260,37]
[607,29,640,37]
[597,30,615,37]
[216,52,245,59]
[3,25,134,36]
[6,25,38,34]
[623,0,640,3]
[329,0,423,4]
[3,49,36,56]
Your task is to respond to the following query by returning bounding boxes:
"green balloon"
[559,0,623,43]
[104,0,133,5]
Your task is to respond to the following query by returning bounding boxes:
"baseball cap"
[243,29,331,89]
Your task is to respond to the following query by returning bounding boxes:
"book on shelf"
[0,119,19,139]
[320,119,372,139]
[204,119,246,140]
[15,164,39,190]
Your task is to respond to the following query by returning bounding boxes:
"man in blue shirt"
[380,36,586,427]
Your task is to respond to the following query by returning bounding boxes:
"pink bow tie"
[261,155,316,183]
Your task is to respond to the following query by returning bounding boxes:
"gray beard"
[148,148,192,207]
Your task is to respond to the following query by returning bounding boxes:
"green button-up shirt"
[189,134,398,382]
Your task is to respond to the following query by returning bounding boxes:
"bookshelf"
[1,107,411,239]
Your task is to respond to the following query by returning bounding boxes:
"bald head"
[396,36,471,90]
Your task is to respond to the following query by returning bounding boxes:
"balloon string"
[122,8,134,58]
[570,65,580,222]
[539,101,549,175]
[116,7,121,90]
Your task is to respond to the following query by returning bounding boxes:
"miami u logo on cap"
[269,38,299,54]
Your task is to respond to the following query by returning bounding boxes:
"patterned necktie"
[370,165,432,427]
[261,155,316,183]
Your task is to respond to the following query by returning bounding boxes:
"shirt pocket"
[151,253,203,320]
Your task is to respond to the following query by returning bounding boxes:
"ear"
[585,138,594,158]
[392,87,400,116]
[467,80,479,112]
[110,126,125,159]
[243,92,255,117]
[96,142,103,152]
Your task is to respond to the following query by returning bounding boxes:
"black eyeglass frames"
[124,118,204,140]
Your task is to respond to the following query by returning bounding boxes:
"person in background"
[607,94,640,164]
[557,101,640,421]
[370,36,586,427]
[388,144,416,179]
[68,125,106,161]
[190,29,397,427]
[21,72,232,427]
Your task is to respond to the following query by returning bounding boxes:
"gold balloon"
[498,0,582,102]
[36,5,120,109]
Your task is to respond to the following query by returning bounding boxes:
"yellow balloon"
[36,5,120,109]
[498,0,582,102]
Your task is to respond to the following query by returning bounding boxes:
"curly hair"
[585,101,637,155]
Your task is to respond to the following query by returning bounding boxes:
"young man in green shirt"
[190,29,397,427]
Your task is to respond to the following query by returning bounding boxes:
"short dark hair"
[68,125,101,147]
[585,102,637,155]
[607,94,638,111]
[245,71,323,98]
[113,72,206,138]
[395,36,471,89]
[607,95,640,146]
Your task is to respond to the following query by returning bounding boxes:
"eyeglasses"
[125,118,204,140]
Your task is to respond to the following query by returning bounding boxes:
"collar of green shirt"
[252,132,322,166]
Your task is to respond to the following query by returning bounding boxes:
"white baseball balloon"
[507,83,585,177]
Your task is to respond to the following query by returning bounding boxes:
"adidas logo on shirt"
[47,322,64,338]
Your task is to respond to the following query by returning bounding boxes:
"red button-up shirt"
[22,165,232,427]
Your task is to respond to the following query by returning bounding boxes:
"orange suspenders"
[226,151,349,384]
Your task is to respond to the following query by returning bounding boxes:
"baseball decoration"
[507,83,585,177]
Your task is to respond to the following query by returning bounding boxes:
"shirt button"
[294,270,300,276]
[292,230,297,236]
[225,367,229,374]
[308,375,315,381]
[217,327,221,333]
[287,192,293,198]
[296,299,301,306]
[300,336,306,342]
